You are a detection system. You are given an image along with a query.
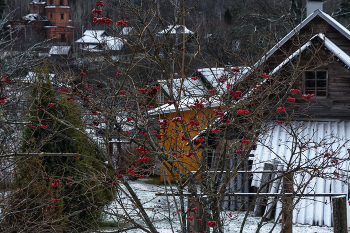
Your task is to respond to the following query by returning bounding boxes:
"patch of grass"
[143,175,173,186]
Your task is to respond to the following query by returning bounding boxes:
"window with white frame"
[157,92,165,105]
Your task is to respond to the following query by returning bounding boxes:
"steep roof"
[49,46,71,56]
[191,10,350,142]
[254,9,350,69]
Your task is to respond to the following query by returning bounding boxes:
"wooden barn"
[189,3,350,228]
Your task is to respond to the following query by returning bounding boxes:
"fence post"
[282,172,293,233]
[332,196,347,233]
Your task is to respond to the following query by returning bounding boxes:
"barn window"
[61,13,64,20]
[304,71,327,97]
[50,13,53,19]
[61,34,66,42]
[60,0,64,5]
[157,92,164,104]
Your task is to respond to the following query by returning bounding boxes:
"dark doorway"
[61,34,66,42]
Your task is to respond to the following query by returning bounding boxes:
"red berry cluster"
[262,72,270,79]
[213,109,225,116]
[286,96,295,102]
[138,156,150,162]
[191,76,198,80]
[67,97,75,101]
[91,8,102,15]
[185,152,196,157]
[290,89,301,94]
[153,130,162,140]
[127,116,135,122]
[153,86,161,92]
[302,94,315,100]
[240,138,250,144]
[192,100,205,109]
[188,207,197,214]
[136,146,147,154]
[0,95,7,104]
[229,90,242,100]
[195,136,205,143]
[231,68,240,72]
[208,221,217,227]
[117,20,129,27]
[187,120,200,127]
[116,72,123,76]
[167,100,177,106]
[171,117,186,123]
[127,168,135,176]
[93,17,113,25]
[60,87,67,92]
[236,109,249,115]
[51,179,61,187]
[51,198,60,203]
[218,76,228,83]
[209,89,215,93]
[38,125,49,128]
[236,150,243,154]
[25,124,36,128]
[48,103,55,107]
[95,1,104,7]
[186,216,194,221]
[4,76,12,85]
[211,127,220,133]
[277,107,286,113]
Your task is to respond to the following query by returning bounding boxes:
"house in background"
[10,0,73,43]
[75,30,124,53]
[150,67,249,182]
[190,1,350,227]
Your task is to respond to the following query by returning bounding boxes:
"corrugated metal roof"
[252,121,350,227]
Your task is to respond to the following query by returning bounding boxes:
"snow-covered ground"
[103,179,334,233]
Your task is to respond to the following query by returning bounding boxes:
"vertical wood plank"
[332,196,347,233]
[282,172,293,233]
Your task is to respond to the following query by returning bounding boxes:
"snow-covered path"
[103,179,334,233]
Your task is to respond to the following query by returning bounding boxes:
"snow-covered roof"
[158,25,193,35]
[46,6,70,8]
[149,97,221,115]
[31,1,46,3]
[253,9,350,70]
[49,46,71,55]
[158,77,206,99]
[76,30,107,44]
[76,30,124,51]
[196,67,250,94]
[271,33,350,75]
[252,120,350,227]
[24,14,38,21]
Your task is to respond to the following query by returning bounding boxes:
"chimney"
[307,0,323,17]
